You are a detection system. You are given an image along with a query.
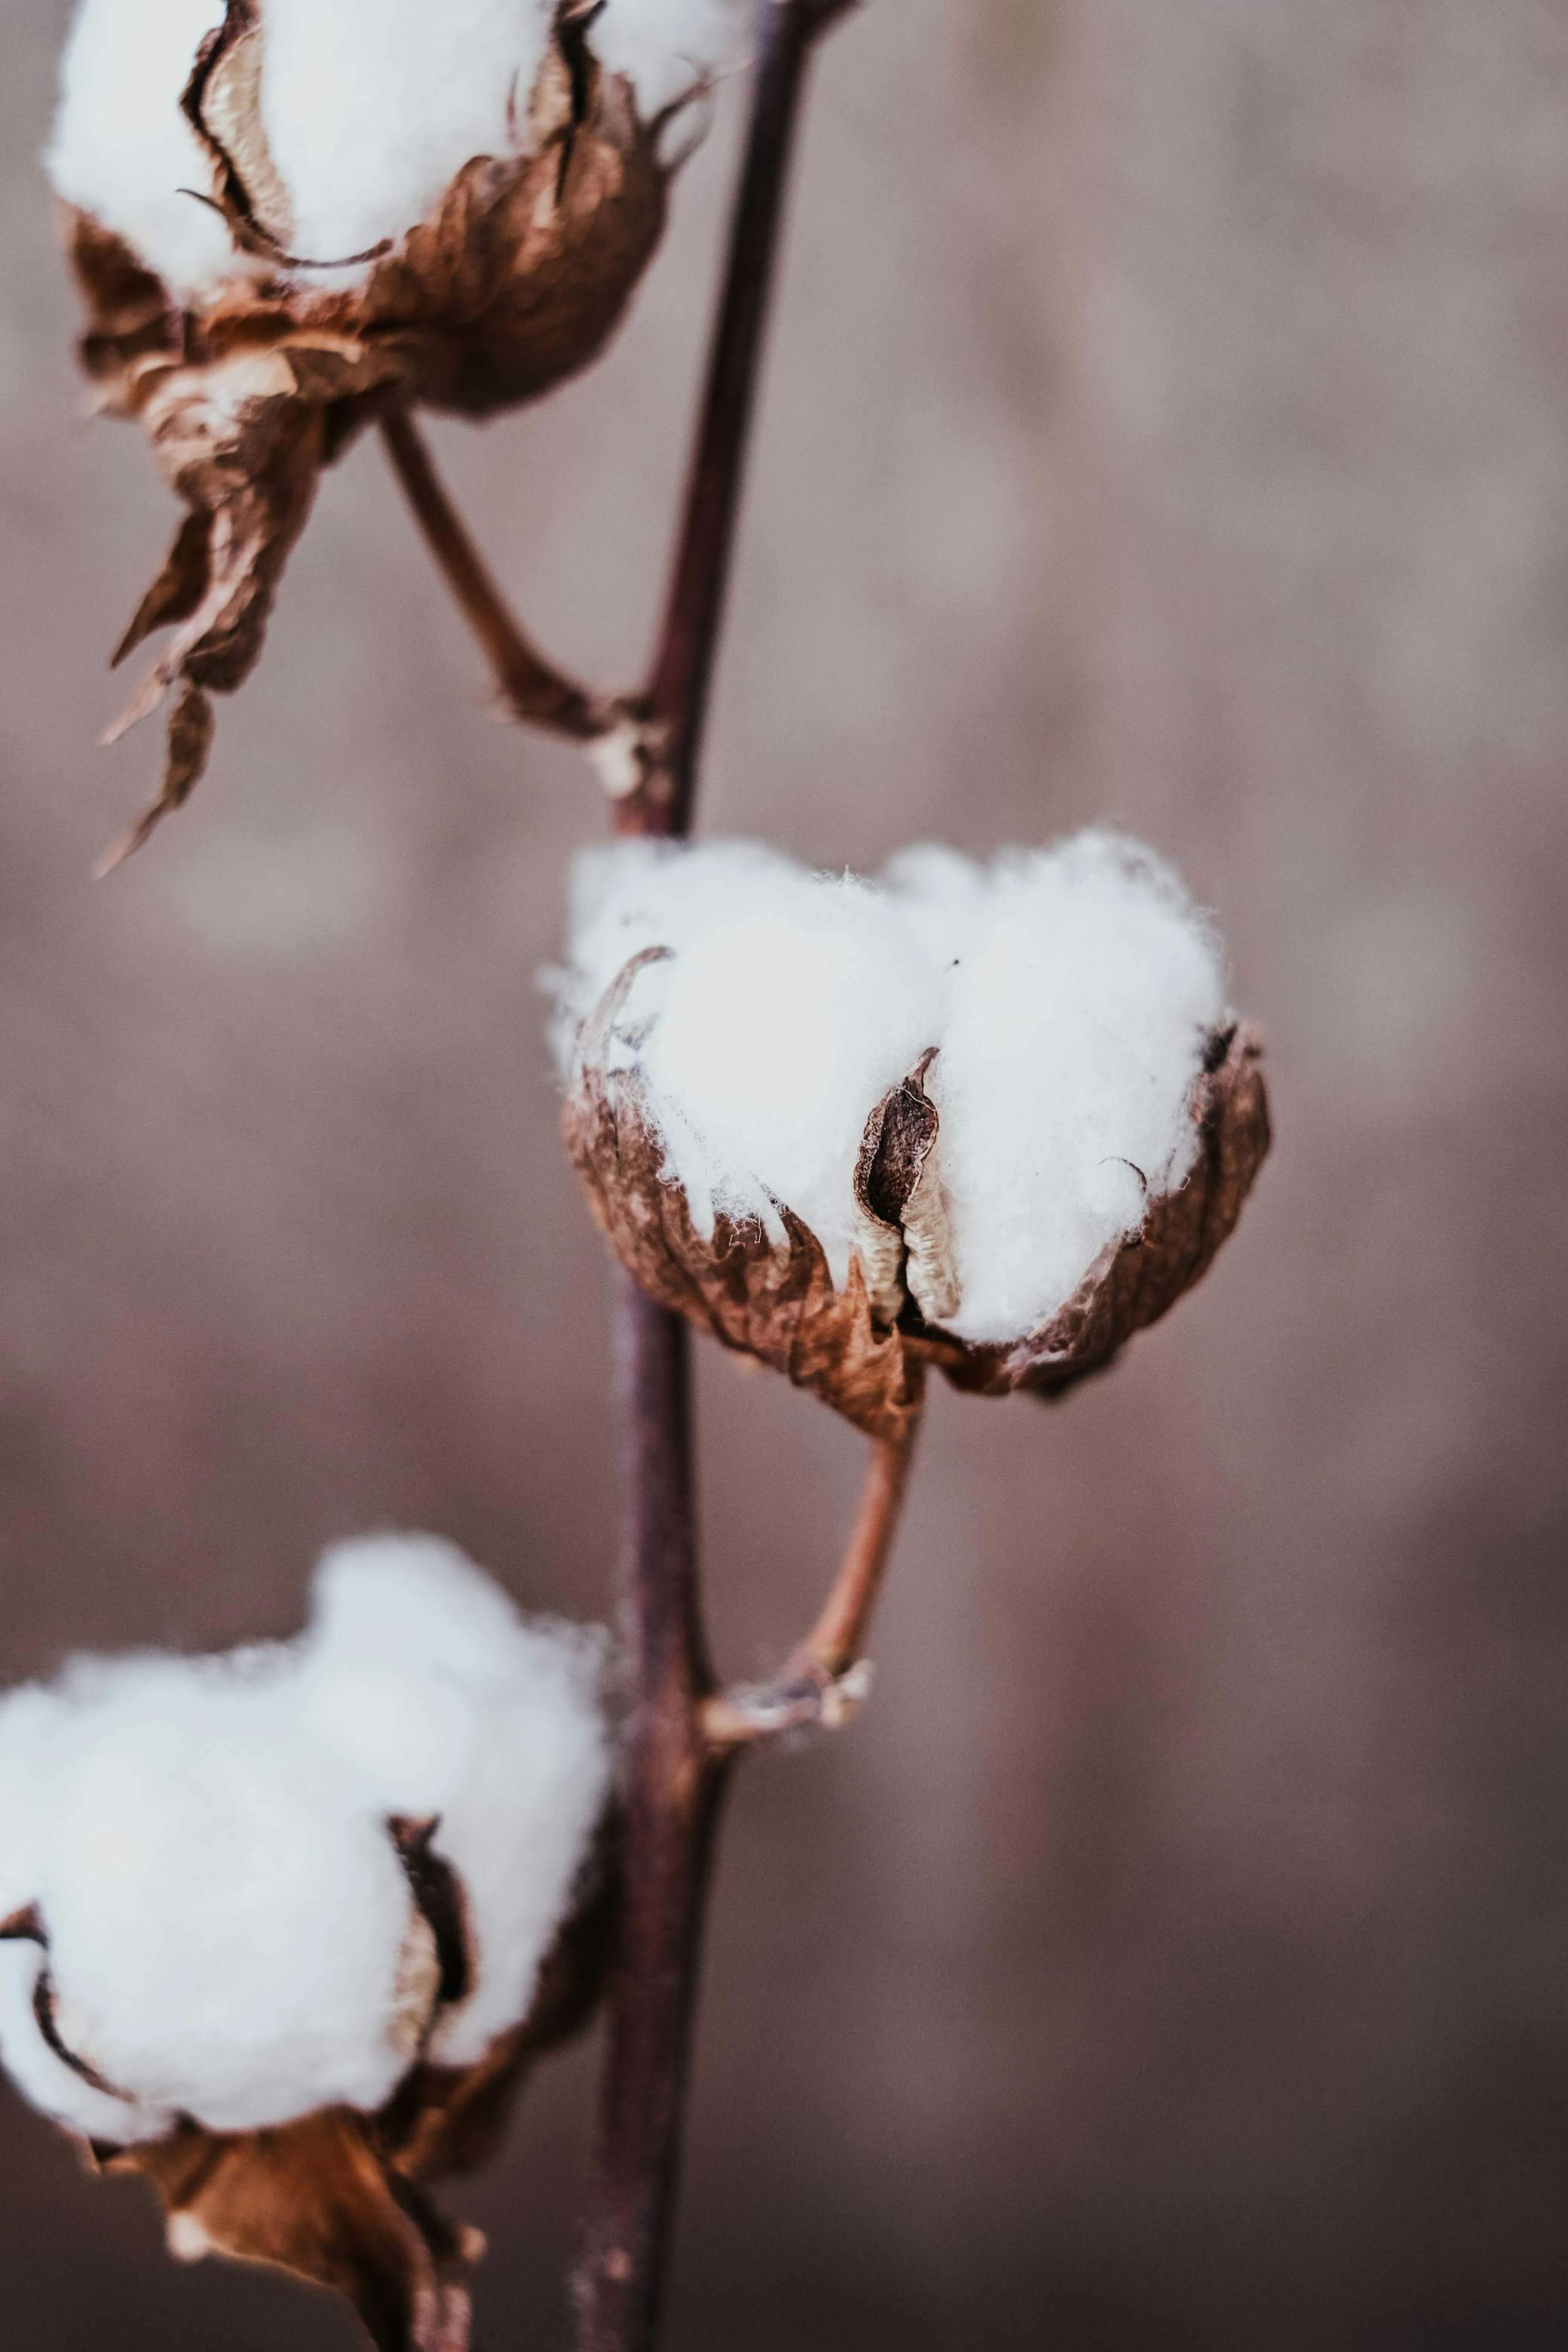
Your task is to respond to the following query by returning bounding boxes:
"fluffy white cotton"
[47,0,737,303]
[46,0,256,302]
[0,1539,608,2145]
[590,0,751,126]
[550,832,1230,1344]
[296,1536,611,2069]
[256,0,556,273]
[893,839,1226,1343]
[556,841,946,1279]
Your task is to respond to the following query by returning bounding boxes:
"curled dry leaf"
[565,957,1269,1431]
[563,954,927,1446]
[54,1817,617,2352]
[65,3,674,860]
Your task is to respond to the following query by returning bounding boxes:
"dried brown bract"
[565,953,1269,1432]
[64,4,678,864]
[563,954,926,1445]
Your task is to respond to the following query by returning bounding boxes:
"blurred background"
[3,2,1567,2345]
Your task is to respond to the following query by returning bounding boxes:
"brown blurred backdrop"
[4,3,1568,2346]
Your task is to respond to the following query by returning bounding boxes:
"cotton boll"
[47,0,256,302]
[0,1542,613,2148]
[590,0,751,127]
[927,835,1227,1345]
[558,832,1265,1424]
[258,0,556,274]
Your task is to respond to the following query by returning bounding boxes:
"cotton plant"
[551,831,1269,1438]
[0,1536,613,2350]
[47,0,749,861]
[32,3,1280,2347]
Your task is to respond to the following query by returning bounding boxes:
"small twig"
[703,1416,921,1751]
[379,404,623,747]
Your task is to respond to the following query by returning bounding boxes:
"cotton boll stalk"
[47,0,737,860]
[0,1537,615,2348]
[553,834,1270,1429]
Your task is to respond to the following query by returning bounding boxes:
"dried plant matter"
[565,954,926,1444]
[55,2,707,860]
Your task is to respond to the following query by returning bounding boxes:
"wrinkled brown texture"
[565,956,1267,1431]
[65,11,672,859]
[563,954,926,1445]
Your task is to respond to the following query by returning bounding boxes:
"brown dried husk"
[564,957,1269,1430]
[45,1817,617,2352]
[563,955,926,1447]
[66,10,672,862]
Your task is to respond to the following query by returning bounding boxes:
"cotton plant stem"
[702,1416,922,1751]
[380,404,614,742]
[575,6,861,2348]
[617,0,859,840]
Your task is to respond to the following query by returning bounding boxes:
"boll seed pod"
[552,835,1271,1436]
[0,1536,615,2351]
[47,0,745,862]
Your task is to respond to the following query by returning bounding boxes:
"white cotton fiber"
[890,838,1227,1344]
[550,831,1230,1344]
[256,0,556,273]
[296,1536,611,2069]
[590,0,751,126]
[0,1539,609,2145]
[556,842,946,1280]
[46,0,256,302]
[47,0,736,304]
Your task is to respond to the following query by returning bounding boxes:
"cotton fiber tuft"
[47,0,747,299]
[552,831,1233,1348]
[0,1538,610,2145]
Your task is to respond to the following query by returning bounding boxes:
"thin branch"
[617,0,859,839]
[380,404,617,744]
[574,7,863,2350]
[703,1414,921,1751]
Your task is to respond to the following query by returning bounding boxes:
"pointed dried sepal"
[563,957,925,1446]
[103,2109,474,2352]
[910,1020,1272,1401]
[62,8,675,858]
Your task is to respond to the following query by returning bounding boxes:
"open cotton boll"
[559,833,1267,1431]
[46,0,255,302]
[907,837,1227,1345]
[0,1539,611,2149]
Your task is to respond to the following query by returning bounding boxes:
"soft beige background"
[3,4,1566,2345]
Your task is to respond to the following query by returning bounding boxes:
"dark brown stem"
[576,7,861,2348]
[703,1416,922,1750]
[615,0,858,839]
[380,405,614,742]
